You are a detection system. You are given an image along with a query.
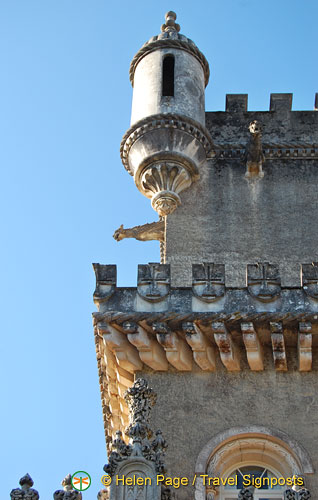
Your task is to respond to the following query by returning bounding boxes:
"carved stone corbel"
[241,322,264,371]
[153,322,193,371]
[301,262,318,300]
[192,263,225,302]
[212,322,240,371]
[270,322,287,371]
[298,322,312,371]
[122,321,168,371]
[182,321,216,371]
[98,323,142,372]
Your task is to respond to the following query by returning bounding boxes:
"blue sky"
[0,0,317,498]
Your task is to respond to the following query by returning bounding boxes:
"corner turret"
[120,11,212,216]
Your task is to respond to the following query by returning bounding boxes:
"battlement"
[223,93,317,113]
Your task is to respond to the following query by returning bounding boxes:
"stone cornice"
[120,113,213,175]
[208,143,318,160]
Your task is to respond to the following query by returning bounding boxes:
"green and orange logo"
[71,471,91,491]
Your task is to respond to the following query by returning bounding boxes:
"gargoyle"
[245,120,265,178]
[113,220,164,242]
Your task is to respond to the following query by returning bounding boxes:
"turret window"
[162,55,175,97]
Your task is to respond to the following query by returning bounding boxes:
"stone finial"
[161,11,180,33]
[10,474,39,500]
[53,474,82,500]
[103,378,167,476]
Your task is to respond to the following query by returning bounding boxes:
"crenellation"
[225,94,248,113]
[270,93,293,112]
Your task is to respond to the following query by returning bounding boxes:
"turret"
[120,11,212,216]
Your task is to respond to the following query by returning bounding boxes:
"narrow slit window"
[162,55,175,97]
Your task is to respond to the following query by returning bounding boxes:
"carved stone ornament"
[93,264,116,303]
[137,263,170,302]
[245,120,265,179]
[192,263,225,302]
[141,161,192,216]
[53,474,82,500]
[238,488,254,500]
[247,262,281,302]
[113,220,164,243]
[285,490,311,500]
[10,474,39,500]
[103,379,167,478]
[301,262,318,300]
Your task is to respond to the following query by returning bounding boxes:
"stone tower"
[93,11,318,500]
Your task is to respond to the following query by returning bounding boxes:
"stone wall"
[141,361,318,500]
[165,97,318,288]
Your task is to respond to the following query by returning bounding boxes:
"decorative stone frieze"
[298,322,312,372]
[192,263,225,302]
[10,474,39,500]
[153,322,192,370]
[211,322,240,371]
[301,262,318,300]
[137,264,170,303]
[93,264,117,305]
[209,143,318,161]
[270,322,287,371]
[247,262,281,302]
[241,322,264,371]
[182,321,216,371]
[122,321,168,371]
[53,474,82,500]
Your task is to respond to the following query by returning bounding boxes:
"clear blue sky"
[1,0,317,498]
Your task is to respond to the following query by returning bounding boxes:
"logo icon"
[71,471,91,491]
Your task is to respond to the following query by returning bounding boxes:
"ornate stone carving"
[104,379,167,478]
[53,474,82,500]
[247,262,281,302]
[285,490,311,500]
[161,11,180,33]
[93,264,116,304]
[245,120,265,178]
[113,221,164,243]
[141,162,192,216]
[10,474,39,500]
[192,263,225,302]
[137,264,170,302]
[97,490,110,500]
[238,488,253,500]
[301,262,318,300]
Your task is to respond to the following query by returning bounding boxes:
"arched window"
[162,55,175,97]
[218,464,285,500]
